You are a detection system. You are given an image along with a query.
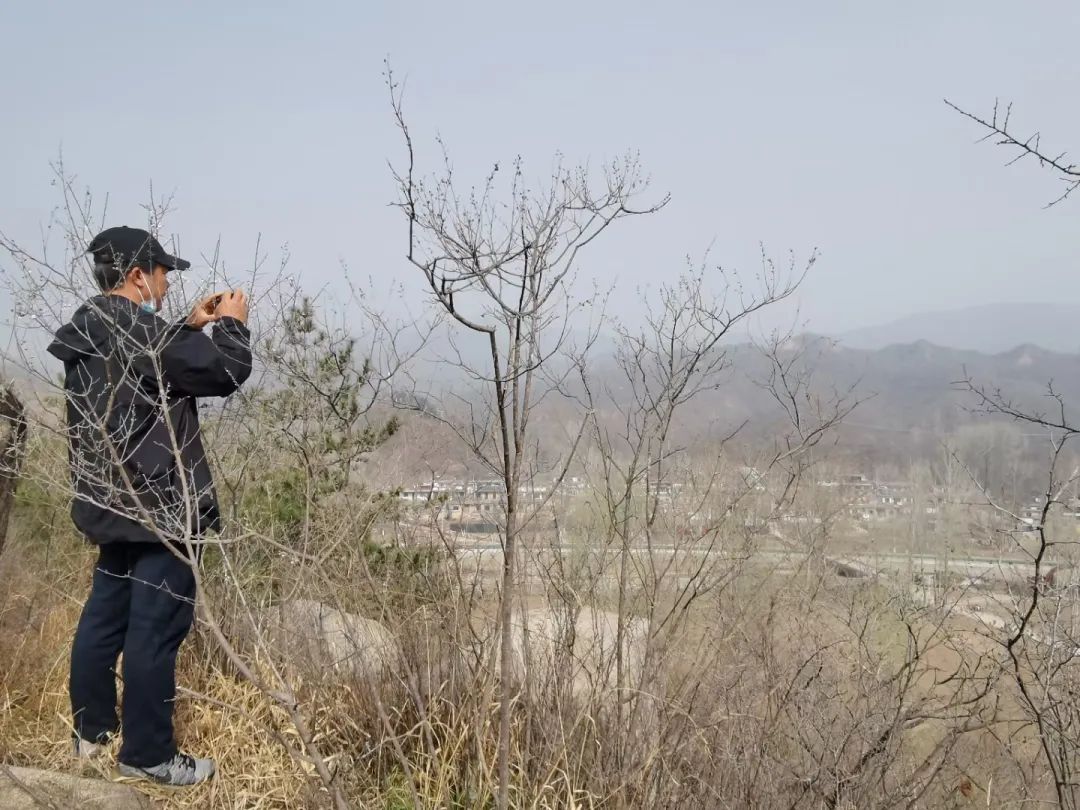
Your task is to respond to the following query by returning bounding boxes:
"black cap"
[86,226,191,272]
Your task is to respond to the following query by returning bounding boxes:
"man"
[47,226,251,786]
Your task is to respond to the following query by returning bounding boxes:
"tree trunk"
[497,491,517,810]
[0,385,27,558]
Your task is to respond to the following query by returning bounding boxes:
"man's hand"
[215,290,249,325]
[186,292,226,330]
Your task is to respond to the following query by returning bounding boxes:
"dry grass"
[0,491,1059,809]
[0,530,594,809]
[0,543,316,809]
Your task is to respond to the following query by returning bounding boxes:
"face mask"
[136,280,159,314]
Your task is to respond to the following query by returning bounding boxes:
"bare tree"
[557,255,866,802]
[946,97,1080,804]
[946,98,1080,206]
[951,377,1080,806]
[387,66,668,808]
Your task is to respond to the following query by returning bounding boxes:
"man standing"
[47,226,251,786]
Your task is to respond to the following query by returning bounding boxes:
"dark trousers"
[70,542,197,767]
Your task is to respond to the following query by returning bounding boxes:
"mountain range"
[9,300,1080,485]
[838,302,1080,355]
[372,333,1080,491]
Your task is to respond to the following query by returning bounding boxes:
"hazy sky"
[3,0,1079,337]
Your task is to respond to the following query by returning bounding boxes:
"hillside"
[370,336,1080,486]
[839,303,1080,354]
[739,338,1080,434]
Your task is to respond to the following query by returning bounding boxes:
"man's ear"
[127,265,147,289]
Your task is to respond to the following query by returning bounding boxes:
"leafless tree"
[952,376,1080,807]
[550,252,872,803]
[946,97,1080,804]
[947,98,1080,206]
[387,64,668,808]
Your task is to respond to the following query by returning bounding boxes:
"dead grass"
[0,538,322,809]
[0,535,590,809]
[0,512,1062,809]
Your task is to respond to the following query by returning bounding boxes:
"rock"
[507,607,647,700]
[0,765,152,810]
[258,599,400,682]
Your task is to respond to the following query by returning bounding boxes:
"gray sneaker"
[117,753,216,786]
[73,737,108,760]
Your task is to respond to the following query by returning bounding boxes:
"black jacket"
[47,296,252,544]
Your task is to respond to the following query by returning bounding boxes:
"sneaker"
[73,736,109,760]
[116,753,216,786]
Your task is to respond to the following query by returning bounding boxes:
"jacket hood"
[47,296,127,363]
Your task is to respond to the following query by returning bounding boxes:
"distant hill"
[638,338,1080,439]
[756,338,1080,434]
[373,334,1080,493]
[839,303,1080,354]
